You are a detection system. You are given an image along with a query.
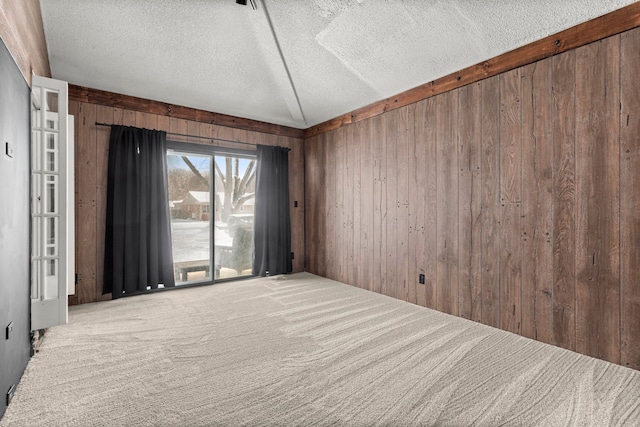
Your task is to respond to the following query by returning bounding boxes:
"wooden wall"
[0,0,50,84]
[304,27,640,370]
[70,100,305,305]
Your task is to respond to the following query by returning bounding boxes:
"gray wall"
[0,37,31,419]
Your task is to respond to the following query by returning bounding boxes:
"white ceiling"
[40,0,636,129]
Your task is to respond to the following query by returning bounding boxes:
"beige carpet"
[2,273,639,426]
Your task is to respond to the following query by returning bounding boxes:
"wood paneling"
[356,129,365,289]
[620,27,640,371]
[551,50,576,352]
[521,58,553,343]
[95,105,113,302]
[457,82,482,322]
[352,121,362,288]
[499,68,522,334]
[0,0,50,84]
[575,36,621,364]
[69,85,304,138]
[304,1,640,138]
[436,91,459,316]
[321,132,330,280]
[372,114,386,295]
[359,119,373,292]
[289,134,305,274]
[72,100,305,305]
[303,135,319,274]
[304,26,640,369]
[396,107,410,301]
[385,109,397,298]
[335,126,346,284]
[345,124,355,286]
[423,97,438,308]
[409,102,424,303]
[407,103,419,305]
[75,102,98,304]
[480,75,501,329]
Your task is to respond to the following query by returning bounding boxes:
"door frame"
[166,140,256,286]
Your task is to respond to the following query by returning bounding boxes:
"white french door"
[30,75,73,331]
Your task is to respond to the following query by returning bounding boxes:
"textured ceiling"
[40,0,637,129]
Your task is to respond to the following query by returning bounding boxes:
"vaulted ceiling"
[40,0,636,129]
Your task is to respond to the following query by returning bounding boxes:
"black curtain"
[103,126,175,298]
[252,145,292,276]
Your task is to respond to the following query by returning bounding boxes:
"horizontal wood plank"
[68,85,304,138]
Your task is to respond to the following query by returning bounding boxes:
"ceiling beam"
[304,1,640,138]
[68,84,304,138]
[257,0,307,127]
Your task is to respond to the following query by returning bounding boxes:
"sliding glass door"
[167,152,212,284]
[167,145,255,285]
[213,154,255,279]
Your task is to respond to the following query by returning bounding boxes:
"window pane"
[214,155,255,280]
[44,258,59,300]
[47,259,56,276]
[47,132,56,149]
[45,90,59,130]
[46,175,57,214]
[167,153,212,285]
[46,217,57,255]
[45,90,59,113]
[45,133,57,172]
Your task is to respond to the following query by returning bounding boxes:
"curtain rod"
[94,122,290,151]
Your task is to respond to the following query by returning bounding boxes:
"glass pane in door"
[167,152,212,285]
[214,155,255,279]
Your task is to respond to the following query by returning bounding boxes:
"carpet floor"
[2,273,639,426]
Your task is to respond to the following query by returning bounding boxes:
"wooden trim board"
[68,84,305,139]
